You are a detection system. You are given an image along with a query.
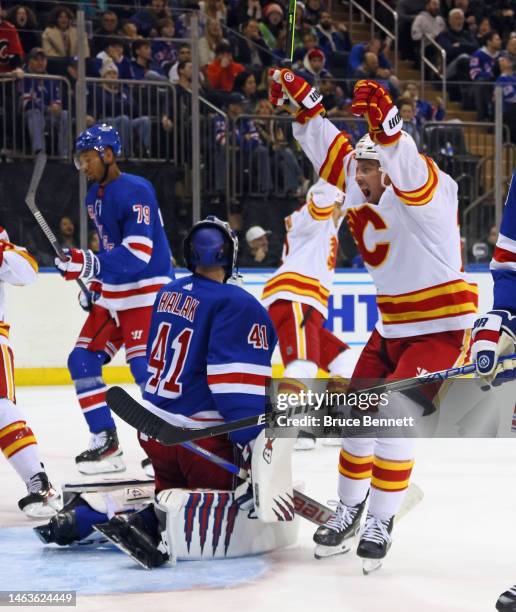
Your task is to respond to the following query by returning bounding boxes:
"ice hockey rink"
[1,383,516,612]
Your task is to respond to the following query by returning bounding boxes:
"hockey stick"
[106,355,516,447]
[285,0,297,62]
[24,151,91,308]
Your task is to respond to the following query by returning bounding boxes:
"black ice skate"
[75,428,126,475]
[313,496,367,559]
[357,512,394,575]
[34,508,82,546]
[94,512,169,569]
[141,457,154,478]
[18,471,62,519]
[496,585,516,611]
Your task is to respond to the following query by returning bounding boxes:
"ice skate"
[357,512,394,574]
[75,428,126,475]
[18,471,62,518]
[496,585,516,611]
[141,457,154,478]
[313,496,367,559]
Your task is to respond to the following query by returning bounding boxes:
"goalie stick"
[24,151,91,307]
[106,354,516,447]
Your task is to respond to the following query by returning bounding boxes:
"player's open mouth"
[361,187,371,199]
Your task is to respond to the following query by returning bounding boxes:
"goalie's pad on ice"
[251,430,296,522]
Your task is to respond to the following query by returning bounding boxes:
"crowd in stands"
[1,0,516,266]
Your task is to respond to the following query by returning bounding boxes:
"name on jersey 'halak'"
[156,291,199,322]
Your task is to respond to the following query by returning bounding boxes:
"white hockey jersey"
[0,236,38,345]
[261,179,343,319]
[293,116,478,338]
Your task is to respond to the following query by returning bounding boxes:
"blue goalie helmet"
[183,216,238,281]
[74,123,122,169]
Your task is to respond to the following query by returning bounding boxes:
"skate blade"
[362,558,383,575]
[314,542,351,559]
[93,523,153,569]
[76,455,127,475]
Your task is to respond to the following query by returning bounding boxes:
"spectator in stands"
[319,77,344,111]
[0,4,25,74]
[239,226,276,267]
[508,36,516,66]
[491,2,516,41]
[131,39,164,80]
[303,0,324,26]
[315,11,351,69]
[299,48,332,88]
[89,59,151,157]
[354,51,399,97]
[42,6,90,58]
[474,16,491,45]
[95,38,133,80]
[119,20,141,42]
[293,30,318,66]
[214,92,271,195]
[348,36,393,80]
[401,81,445,125]
[168,43,191,83]
[88,230,100,253]
[397,0,427,60]
[199,19,224,68]
[254,98,308,197]
[436,8,479,79]
[152,18,177,73]
[199,0,227,30]
[206,41,245,91]
[233,70,258,111]
[228,0,262,29]
[132,0,172,38]
[92,10,119,56]
[469,31,502,119]
[259,3,284,50]
[57,216,77,249]
[327,99,368,144]
[398,97,421,148]
[21,48,70,157]
[495,52,516,142]
[233,18,271,71]
[7,5,39,54]
[411,0,446,48]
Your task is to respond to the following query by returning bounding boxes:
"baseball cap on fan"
[245,226,271,244]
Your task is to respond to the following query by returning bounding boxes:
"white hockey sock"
[0,397,42,483]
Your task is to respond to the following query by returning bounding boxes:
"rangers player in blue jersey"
[38,216,277,564]
[470,169,516,612]
[55,124,174,475]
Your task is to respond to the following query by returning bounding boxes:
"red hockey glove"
[55,248,99,281]
[269,68,325,124]
[351,80,402,145]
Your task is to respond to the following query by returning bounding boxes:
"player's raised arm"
[269,68,354,192]
[0,230,38,287]
[207,294,277,445]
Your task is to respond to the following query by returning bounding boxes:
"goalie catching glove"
[351,79,402,146]
[471,310,516,384]
[55,248,99,282]
[269,68,325,124]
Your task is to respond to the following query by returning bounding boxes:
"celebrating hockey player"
[0,228,61,517]
[261,178,352,450]
[55,124,174,474]
[269,71,478,571]
[470,170,516,612]
[38,217,296,567]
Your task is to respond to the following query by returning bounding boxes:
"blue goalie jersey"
[86,173,174,311]
[491,169,516,312]
[143,273,278,445]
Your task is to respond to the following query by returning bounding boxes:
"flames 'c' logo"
[346,206,390,267]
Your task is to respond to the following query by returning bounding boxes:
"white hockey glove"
[471,310,516,384]
[55,248,99,282]
[78,281,102,312]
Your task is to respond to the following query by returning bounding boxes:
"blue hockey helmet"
[74,123,122,169]
[183,216,238,281]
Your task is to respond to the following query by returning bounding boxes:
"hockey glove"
[351,80,402,145]
[55,248,99,282]
[269,68,325,124]
[471,310,516,383]
[78,280,102,312]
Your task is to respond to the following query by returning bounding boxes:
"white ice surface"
[1,384,515,612]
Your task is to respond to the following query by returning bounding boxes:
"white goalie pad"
[155,488,299,564]
[251,430,296,522]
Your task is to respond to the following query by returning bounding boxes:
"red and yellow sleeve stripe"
[0,420,37,459]
[339,448,374,480]
[371,456,414,492]
[0,323,9,341]
[262,271,330,308]
[3,244,39,273]
[377,279,478,325]
[392,155,438,206]
[308,199,334,221]
[319,132,353,191]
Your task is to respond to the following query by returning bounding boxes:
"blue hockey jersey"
[491,169,516,312]
[143,273,277,445]
[85,173,174,311]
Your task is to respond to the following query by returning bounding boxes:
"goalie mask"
[183,216,238,282]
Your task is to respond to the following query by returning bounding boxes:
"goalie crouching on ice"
[269,70,478,571]
[35,216,299,568]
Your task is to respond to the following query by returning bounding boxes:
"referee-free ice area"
[1,384,515,612]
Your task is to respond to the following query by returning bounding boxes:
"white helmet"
[307,177,344,207]
[354,134,380,161]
